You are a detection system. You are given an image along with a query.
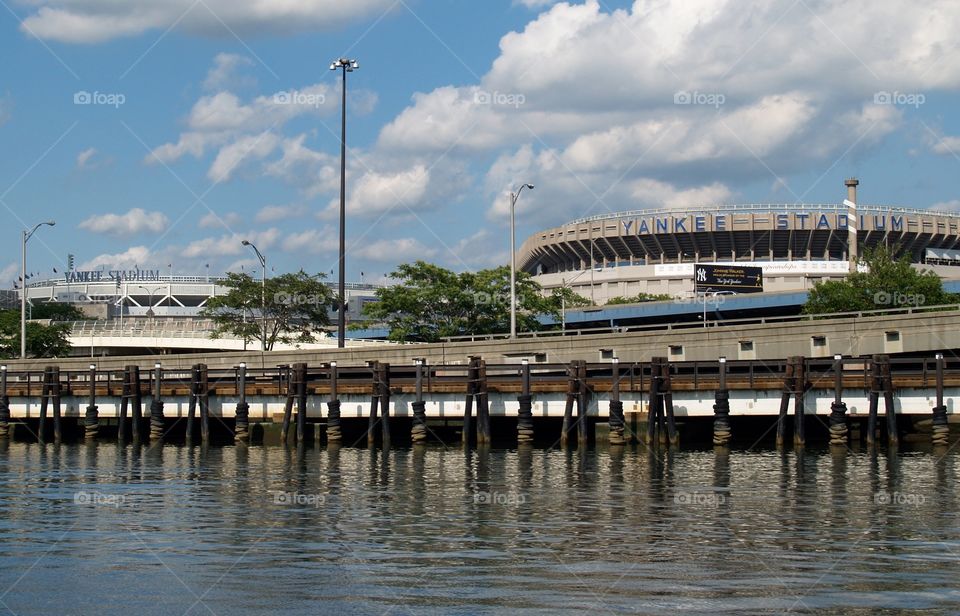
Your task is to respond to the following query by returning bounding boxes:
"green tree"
[0,310,72,359]
[364,261,580,342]
[803,245,959,315]
[199,271,334,350]
[30,302,86,321]
[606,293,673,305]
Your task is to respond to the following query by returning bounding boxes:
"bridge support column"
[234,362,249,444]
[792,356,806,447]
[608,358,625,446]
[828,355,848,446]
[280,364,295,444]
[411,359,427,444]
[713,357,731,447]
[295,363,308,444]
[880,355,898,447]
[326,362,341,443]
[149,363,165,441]
[775,360,794,448]
[932,353,949,447]
[517,359,534,444]
[84,363,99,440]
[462,358,477,447]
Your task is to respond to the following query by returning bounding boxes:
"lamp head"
[525,184,534,190]
[45,221,56,227]
[241,240,250,246]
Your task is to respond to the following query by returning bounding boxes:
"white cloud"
[203,53,254,91]
[20,0,400,44]
[0,262,18,285]
[354,238,438,262]
[514,0,557,8]
[283,228,338,254]
[930,135,960,157]
[198,211,243,230]
[207,131,281,182]
[182,228,280,259]
[932,200,960,212]
[79,208,169,236]
[78,246,152,270]
[325,164,430,217]
[256,204,309,223]
[75,147,97,169]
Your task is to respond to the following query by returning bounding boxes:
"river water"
[0,442,958,615]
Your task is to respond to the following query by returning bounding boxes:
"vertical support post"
[828,354,848,446]
[296,363,308,444]
[662,359,678,445]
[866,356,880,446]
[713,356,731,447]
[476,360,490,445]
[118,367,130,443]
[327,362,342,443]
[577,360,589,445]
[0,365,8,439]
[932,353,949,446]
[199,364,210,444]
[280,365,294,444]
[517,359,534,444]
[149,362,164,441]
[85,363,99,440]
[51,366,62,442]
[131,365,143,443]
[186,365,198,443]
[608,358,625,446]
[367,361,380,447]
[235,363,249,444]
[379,363,391,445]
[776,360,794,448]
[561,361,577,447]
[411,359,427,443]
[792,356,806,447]
[645,359,660,445]
[38,367,51,443]
[880,355,898,447]
[462,359,475,447]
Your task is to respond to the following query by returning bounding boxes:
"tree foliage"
[364,261,585,342]
[199,271,334,350]
[606,293,673,305]
[0,310,72,359]
[803,245,959,315]
[31,302,86,321]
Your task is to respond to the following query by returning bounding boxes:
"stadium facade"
[519,203,960,305]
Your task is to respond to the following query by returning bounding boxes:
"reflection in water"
[0,443,958,614]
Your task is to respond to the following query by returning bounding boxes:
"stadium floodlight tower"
[331,57,359,349]
[509,183,534,339]
[20,220,55,359]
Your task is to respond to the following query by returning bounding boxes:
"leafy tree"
[0,310,72,359]
[199,271,334,350]
[803,245,959,315]
[31,302,86,321]
[606,293,673,305]
[364,261,582,342]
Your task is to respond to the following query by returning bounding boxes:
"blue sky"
[2,0,960,287]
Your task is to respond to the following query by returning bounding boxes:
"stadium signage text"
[694,264,764,294]
[620,213,906,234]
[64,269,161,283]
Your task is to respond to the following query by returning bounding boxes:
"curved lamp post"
[241,240,267,352]
[509,184,534,339]
[21,220,55,358]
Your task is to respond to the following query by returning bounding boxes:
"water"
[0,442,959,615]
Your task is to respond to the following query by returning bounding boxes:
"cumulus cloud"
[20,0,399,44]
[256,204,308,223]
[283,228,338,254]
[0,262,18,285]
[75,147,97,169]
[182,228,280,259]
[78,246,152,270]
[325,164,431,217]
[79,208,169,236]
[203,53,255,91]
[198,211,243,230]
[354,238,438,262]
[929,135,960,157]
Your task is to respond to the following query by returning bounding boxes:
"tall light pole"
[20,220,55,358]
[509,183,534,339]
[137,285,163,318]
[242,240,267,352]
[331,57,359,349]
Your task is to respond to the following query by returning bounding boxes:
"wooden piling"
[131,365,143,442]
[932,354,949,446]
[662,360,678,446]
[828,355,848,446]
[0,365,8,439]
[234,363,249,444]
[149,363,164,441]
[775,360,794,447]
[379,362,392,445]
[185,365,199,443]
[866,357,881,446]
[38,367,51,443]
[608,359,626,446]
[280,364,295,444]
[792,356,806,447]
[879,355,898,447]
[84,364,99,440]
[561,361,577,447]
[411,359,428,444]
[576,360,589,445]
[52,366,63,442]
[199,364,210,444]
[462,359,476,447]
[476,360,490,445]
[327,362,342,443]
[118,366,130,443]
[517,360,534,444]
[367,362,380,447]
[713,357,731,447]
[296,362,308,444]
[646,359,661,446]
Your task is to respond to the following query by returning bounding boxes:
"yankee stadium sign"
[64,269,161,283]
[620,212,909,234]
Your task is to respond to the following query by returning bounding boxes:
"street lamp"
[509,183,534,339]
[20,220,55,358]
[331,57,359,349]
[241,240,267,352]
[137,285,163,318]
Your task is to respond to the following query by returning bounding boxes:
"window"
[812,336,827,347]
[669,345,683,356]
